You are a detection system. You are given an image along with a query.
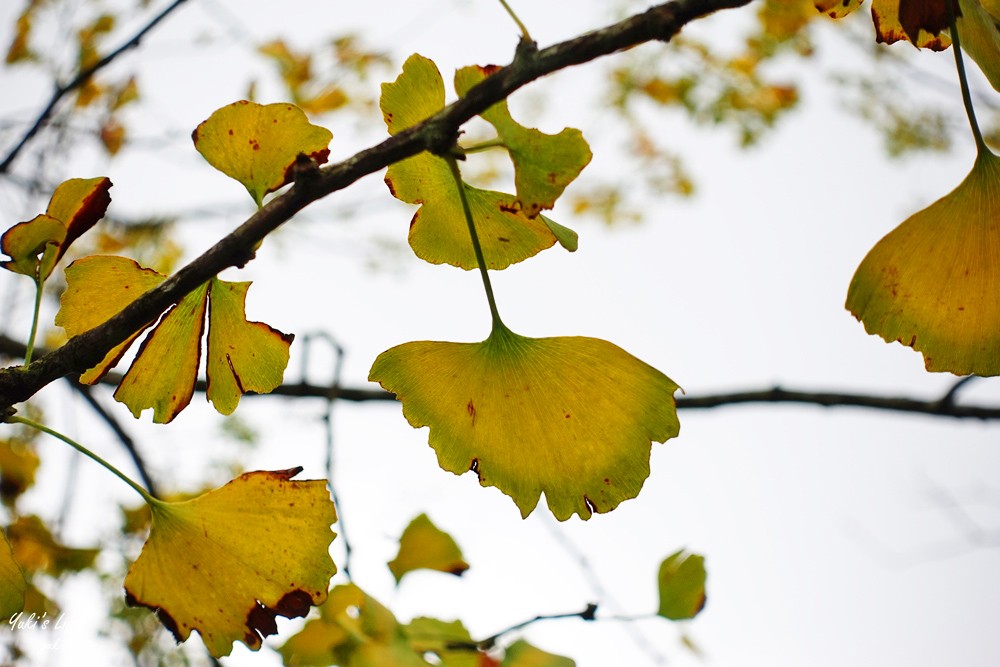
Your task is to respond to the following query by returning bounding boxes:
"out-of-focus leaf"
[124,468,337,658]
[192,100,332,207]
[656,549,707,621]
[369,324,680,521]
[847,149,1000,375]
[0,439,40,505]
[815,0,951,49]
[388,513,469,583]
[6,515,99,575]
[454,66,591,218]
[958,0,1000,91]
[0,530,26,619]
[501,640,574,667]
[405,617,481,667]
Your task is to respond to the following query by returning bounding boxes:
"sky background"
[2,1,1000,666]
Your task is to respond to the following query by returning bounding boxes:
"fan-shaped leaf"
[846,149,1000,375]
[369,325,680,521]
[656,549,707,621]
[388,513,469,584]
[192,101,332,207]
[815,0,951,49]
[381,54,574,269]
[124,468,337,658]
[454,66,591,218]
[55,255,166,383]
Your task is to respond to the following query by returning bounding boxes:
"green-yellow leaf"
[0,530,26,619]
[278,583,424,667]
[656,549,707,621]
[381,54,573,269]
[114,282,209,423]
[405,617,480,667]
[1,177,111,280]
[56,255,166,383]
[192,100,333,207]
[206,279,294,415]
[455,66,591,219]
[502,640,574,667]
[369,324,680,521]
[388,513,469,584]
[957,0,1000,91]
[124,468,337,658]
[846,149,1000,375]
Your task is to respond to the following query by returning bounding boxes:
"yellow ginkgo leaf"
[814,0,951,49]
[846,149,1000,375]
[56,255,166,384]
[369,324,680,521]
[0,530,26,619]
[124,468,338,658]
[114,282,209,423]
[206,279,294,415]
[388,513,469,584]
[192,100,333,207]
[381,54,574,270]
[1,177,112,281]
[957,0,1000,91]
[454,66,592,219]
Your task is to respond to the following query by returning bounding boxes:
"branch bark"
[0,0,752,412]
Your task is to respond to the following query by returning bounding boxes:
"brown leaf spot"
[125,590,183,643]
[448,564,470,576]
[497,236,510,243]
[467,399,476,425]
[275,589,314,619]
[228,129,234,136]
[499,202,520,215]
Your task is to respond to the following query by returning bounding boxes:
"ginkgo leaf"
[502,640,574,667]
[957,0,1000,91]
[124,468,337,658]
[454,66,591,219]
[381,54,575,270]
[369,324,680,521]
[56,255,166,383]
[814,0,951,49]
[388,513,469,583]
[1,177,112,280]
[0,438,40,505]
[6,515,99,575]
[57,260,293,421]
[114,282,209,423]
[278,583,425,667]
[206,279,294,415]
[846,149,1000,375]
[656,549,707,621]
[0,530,26,619]
[192,100,333,207]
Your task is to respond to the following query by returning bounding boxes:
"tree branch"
[0,0,757,412]
[0,0,192,174]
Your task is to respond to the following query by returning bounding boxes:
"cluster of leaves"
[0,0,999,663]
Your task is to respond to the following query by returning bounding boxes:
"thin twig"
[0,0,192,174]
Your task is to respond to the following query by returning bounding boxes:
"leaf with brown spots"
[388,513,469,584]
[192,101,332,207]
[815,0,952,49]
[369,323,680,521]
[124,468,337,658]
[381,54,577,270]
[847,148,1000,375]
[455,65,592,219]
[56,258,292,421]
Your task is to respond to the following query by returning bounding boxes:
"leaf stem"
[23,272,44,365]
[8,415,156,505]
[444,153,504,330]
[461,139,507,154]
[946,0,987,152]
[497,0,532,42]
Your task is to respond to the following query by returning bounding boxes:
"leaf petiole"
[8,415,157,506]
[444,153,505,330]
[22,270,44,365]
[461,138,508,154]
[497,0,532,42]
[946,0,987,151]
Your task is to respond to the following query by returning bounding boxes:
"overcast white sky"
[2,1,1000,666]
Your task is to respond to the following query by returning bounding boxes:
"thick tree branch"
[0,0,749,412]
[0,0,191,174]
